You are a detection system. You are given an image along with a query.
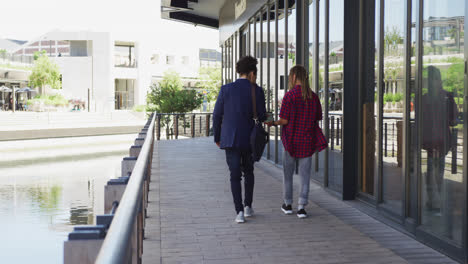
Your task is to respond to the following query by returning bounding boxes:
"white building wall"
[46,31,114,112]
[135,41,152,107]
[53,56,92,102]
[92,33,113,112]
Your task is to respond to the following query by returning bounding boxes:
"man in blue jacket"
[213,56,266,223]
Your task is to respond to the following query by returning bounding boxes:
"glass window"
[328,0,344,192]
[267,2,277,162]
[151,54,159,64]
[419,0,464,245]
[276,1,286,164]
[312,0,326,183]
[250,21,255,56]
[379,0,406,214]
[114,79,135,110]
[114,45,135,67]
[166,55,175,65]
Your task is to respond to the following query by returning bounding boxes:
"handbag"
[250,83,269,162]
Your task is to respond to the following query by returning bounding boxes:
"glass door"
[416,0,465,250]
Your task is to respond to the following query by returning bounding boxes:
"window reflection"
[420,0,464,245]
[327,0,344,192]
[381,0,405,214]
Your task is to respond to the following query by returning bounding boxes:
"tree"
[444,63,464,106]
[197,67,221,103]
[33,50,47,61]
[384,26,403,56]
[146,70,204,138]
[29,53,61,95]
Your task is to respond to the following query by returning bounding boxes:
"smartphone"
[265,112,274,122]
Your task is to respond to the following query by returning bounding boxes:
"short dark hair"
[236,56,258,76]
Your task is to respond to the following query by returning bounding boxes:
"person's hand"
[264,121,274,127]
[216,142,220,147]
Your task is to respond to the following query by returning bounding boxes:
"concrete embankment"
[0,111,146,141]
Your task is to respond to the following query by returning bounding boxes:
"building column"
[342,0,360,200]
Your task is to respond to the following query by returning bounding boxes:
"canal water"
[0,134,136,264]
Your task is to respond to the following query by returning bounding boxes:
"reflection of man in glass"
[422,66,458,211]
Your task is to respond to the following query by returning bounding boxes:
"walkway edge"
[142,141,162,264]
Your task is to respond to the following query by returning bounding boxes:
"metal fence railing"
[156,113,213,140]
[0,53,33,65]
[63,113,155,264]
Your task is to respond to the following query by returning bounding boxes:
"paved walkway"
[143,138,457,264]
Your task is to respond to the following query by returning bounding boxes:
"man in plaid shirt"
[266,66,327,218]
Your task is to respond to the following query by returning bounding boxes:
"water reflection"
[28,185,62,213]
[0,134,136,264]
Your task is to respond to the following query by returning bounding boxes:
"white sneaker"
[244,206,254,217]
[235,211,245,223]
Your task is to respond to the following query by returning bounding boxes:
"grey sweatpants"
[283,150,312,206]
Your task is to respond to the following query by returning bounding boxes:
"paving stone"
[142,138,457,264]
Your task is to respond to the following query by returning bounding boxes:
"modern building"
[7,31,144,111]
[162,0,468,262]
[8,30,221,112]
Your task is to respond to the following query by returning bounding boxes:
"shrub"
[27,94,68,107]
[383,93,393,104]
[132,105,146,112]
[393,93,403,103]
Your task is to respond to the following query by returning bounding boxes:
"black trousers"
[225,148,254,213]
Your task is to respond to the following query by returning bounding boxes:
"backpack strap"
[251,83,258,122]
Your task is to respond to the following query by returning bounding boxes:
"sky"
[0,0,220,50]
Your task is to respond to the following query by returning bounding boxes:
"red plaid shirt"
[279,85,327,158]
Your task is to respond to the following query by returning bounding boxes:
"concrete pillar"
[130,145,142,157]
[134,137,145,146]
[64,239,103,264]
[138,132,147,140]
[104,178,128,213]
[121,156,137,178]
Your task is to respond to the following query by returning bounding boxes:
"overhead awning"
[161,0,224,29]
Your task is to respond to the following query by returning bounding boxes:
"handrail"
[95,113,155,264]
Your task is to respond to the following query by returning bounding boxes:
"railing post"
[199,116,202,134]
[392,122,395,158]
[384,122,388,157]
[205,114,211,136]
[336,117,340,146]
[156,114,161,141]
[331,116,335,150]
[183,115,186,135]
[191,115,195,138]
[174,114,179,139]
[452,128,458,173]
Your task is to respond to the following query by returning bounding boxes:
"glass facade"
[327,0,344,193]
[219,0,467,261]
[419,0,465,245]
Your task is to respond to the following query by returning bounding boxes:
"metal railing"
[95,113,155,263]
[0,53,33,65]
[63,113,155,264]
[324,113,463,172]
[156,113,213,140]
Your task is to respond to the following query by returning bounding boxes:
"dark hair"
[236,56,258,76]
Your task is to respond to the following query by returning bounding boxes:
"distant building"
[2,30,221,112]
